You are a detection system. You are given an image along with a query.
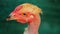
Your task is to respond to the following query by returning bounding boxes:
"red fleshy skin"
[10,5,23,15]
[17,18,27,24]
[13,5,23,13]
[7,3,41,34]
[9,4,36,24]
[15,12,35,24]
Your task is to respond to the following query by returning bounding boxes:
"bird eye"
[18,13,27,16]
[23,13,26,15]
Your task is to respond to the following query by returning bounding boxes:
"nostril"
[7,16,10,18]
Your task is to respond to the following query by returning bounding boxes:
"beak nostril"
[7,16,10,18]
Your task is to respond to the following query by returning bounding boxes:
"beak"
[6,16,15,21]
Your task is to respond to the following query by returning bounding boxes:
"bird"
[6,3,42,34]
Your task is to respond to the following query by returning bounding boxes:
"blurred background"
[0,0,60,34]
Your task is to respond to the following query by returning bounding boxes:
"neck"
[28,14,41,34]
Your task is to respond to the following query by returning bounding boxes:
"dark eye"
[23,13,26,15]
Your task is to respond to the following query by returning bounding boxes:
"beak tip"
[6,18,9,21]
[6,16,11,21]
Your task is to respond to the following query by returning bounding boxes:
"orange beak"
[6,16,16,21]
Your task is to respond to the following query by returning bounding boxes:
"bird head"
[7,11,35,24]
[6,3,42,24]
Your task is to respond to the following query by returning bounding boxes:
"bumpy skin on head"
[8,3,42,23]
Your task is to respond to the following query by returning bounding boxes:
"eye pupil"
[23,13,26,15]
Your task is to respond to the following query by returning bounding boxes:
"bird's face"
[6,11,35,23]
[6,3,41,23]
